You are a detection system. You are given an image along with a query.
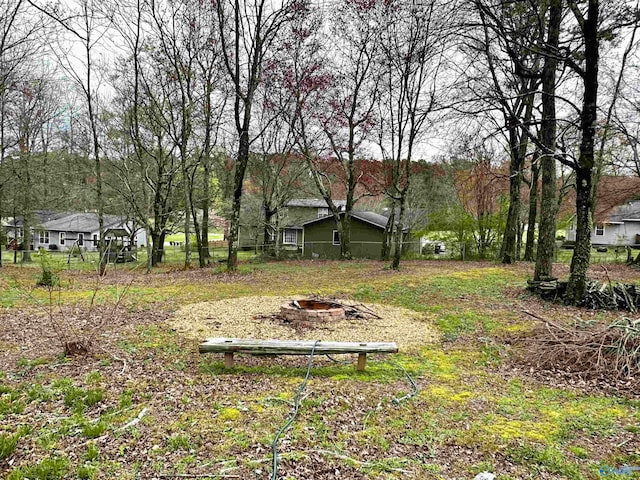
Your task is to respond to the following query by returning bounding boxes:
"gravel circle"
[170,295,438,348]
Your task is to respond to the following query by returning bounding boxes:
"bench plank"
[199,338,398,355]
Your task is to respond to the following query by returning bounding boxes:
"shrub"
[35,250,59,287]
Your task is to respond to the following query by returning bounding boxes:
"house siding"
[303,217,385,259]
[239,225,303,253]
[239,204,330,250]
[567,223,640,246]
[592,224,625,246]
[34,227,145,252]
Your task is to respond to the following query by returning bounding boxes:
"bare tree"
[8,71,60,262]
[106,0,186,269]
[0,0,46,266]
[215,0,297,270]
[189,0,226,267]
[29,0,113,274]
[470,0,543,264]
[377,0,453,269]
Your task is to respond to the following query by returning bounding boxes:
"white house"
[566,200,640,246]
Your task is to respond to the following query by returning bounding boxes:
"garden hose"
[270,340,319,480]
[269,348,418,479]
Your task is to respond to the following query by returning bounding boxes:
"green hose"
[270,340,319,480]
[269,347,418,479]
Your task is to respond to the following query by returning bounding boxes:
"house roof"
[286,198,346,208]
[41,213,125,233]
[381,207,429,230]
[606,200,640,223]
[302,210,408,232]
[6,210,70,228]
[559,176,640,223]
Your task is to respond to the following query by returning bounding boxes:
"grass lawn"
[164,231,225,244]
[0,260,638,479]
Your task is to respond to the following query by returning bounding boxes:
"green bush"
[35,250,59,287]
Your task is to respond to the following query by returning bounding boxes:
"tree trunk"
[533,0,561,281]
[381,206,395,261]
[21,217,32,263]
[274,213,281,259]
[567,0,600,304]
[151,231,166,267]
[500,118,523,264]
[391,199,406,270]
[516,220,523,259]
[21,153,32,263]
[263,207,275,255]
[523,158,540,261]
[145,225,152,273]
[182,158,192,269]
[568,166,593,301]
[340,212,352,260]
[200,159,211,264]
[192,205,204,268]
[227,129,250,270]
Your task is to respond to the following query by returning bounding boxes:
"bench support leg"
[224,352,234,368]
[357,353,367,371]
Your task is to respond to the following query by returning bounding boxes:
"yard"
[0,260,638,479]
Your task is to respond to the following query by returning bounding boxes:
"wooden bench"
[199,338,399,371]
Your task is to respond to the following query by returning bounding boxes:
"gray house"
[6,211,146,252]
[566,200,640,246]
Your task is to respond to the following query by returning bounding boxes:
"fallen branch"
[119,407,149,431]
[522,310,573,333]
[158,475,240,479]
[520,315,640,381]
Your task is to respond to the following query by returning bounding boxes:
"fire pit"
[280,299,346,326]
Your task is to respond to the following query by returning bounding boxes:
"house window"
[283,229,297,245]
[318,207,329,218]
[595,223,605,236]
[59,232,66,246]
[93,234,98,246]
[78,233,84,246]
[39,231,49,244]
[333,230,340,245]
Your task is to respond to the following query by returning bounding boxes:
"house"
[565,200,640,247]
[302,211,409,259]
[5,211,146,252]
[276,199,347,252]
[238,198,346,252]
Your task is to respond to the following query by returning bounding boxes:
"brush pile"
[580,282,640,312]
[523,312,640,381]
[527,279,640,312]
